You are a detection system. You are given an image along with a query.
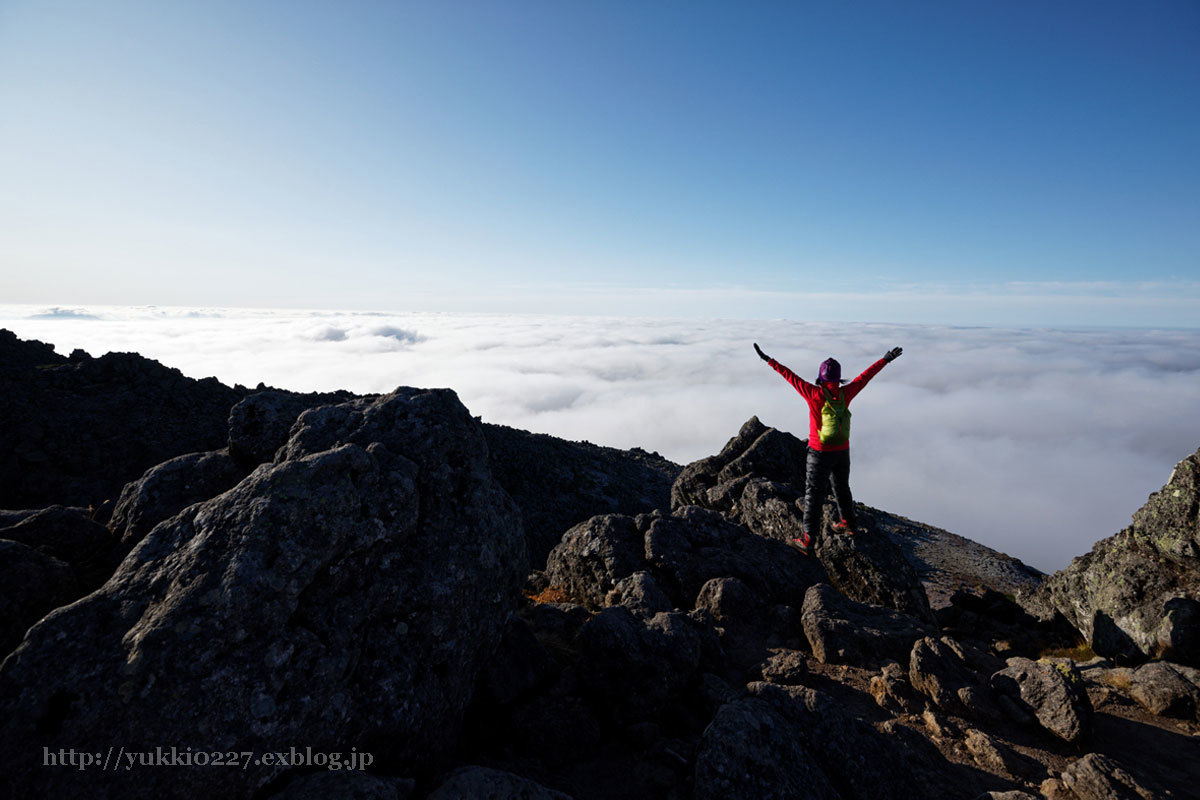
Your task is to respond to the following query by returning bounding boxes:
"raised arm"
[754,342,814,397]
[843,346,902,401]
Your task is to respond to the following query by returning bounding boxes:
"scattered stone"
[909,636,1002,720]
[758,649,809,685]
[963,728,1031,782]
[1127,661,1200,719]
[604,570,675,617]
[801,582,934,666]
[870,661,926,715]
[1047,753,1160,800]
[990,658,1093,744]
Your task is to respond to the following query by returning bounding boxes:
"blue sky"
[2,1,1198,323]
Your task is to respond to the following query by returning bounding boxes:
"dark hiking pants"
[804,447,854,535]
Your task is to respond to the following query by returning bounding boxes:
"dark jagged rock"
[483,423,679,570]
[544,506,825,615]
[1020,446,1200,667]
[604,570,674,617]
[268,771,416,800]
[814,522,936,624]
[0,505,116,592]
[108,449,247,549]
[695,682,949,800]
[544,514,645,609]
[870,660,926,715]
[0,540,78,657]
[0,328,249,509]
[1127,661,1200,719]
[758,649,809,685]
[1042,753,1161,800]
[671,417,808,511]
[801,582,935,666]
[990,658,1093,744]
[576,607,704,725]
[669,418,936,623]
[909,636,1002,720]
[229,389,358,469]
[0,388,526,800]
[645,505,826,610]
[937,587,1078,659]
[426,766,574,800]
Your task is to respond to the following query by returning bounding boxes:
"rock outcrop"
[0,388,526,799]
[0,328,248,509]
[990,657,1093,744]
[483,423,679,569]
[1021,446,1200,666]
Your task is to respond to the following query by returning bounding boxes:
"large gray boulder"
[1020,446,1200,666]
[908,636,1002,720]
[990,657,1093,744]
[0,388,526,800]
[801,582,934,666]
[108,449,247,548]
[814,522,936,624]
[543,505,825,614]
[1041,753,1161,800]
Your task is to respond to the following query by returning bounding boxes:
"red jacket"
[767,357,888,451]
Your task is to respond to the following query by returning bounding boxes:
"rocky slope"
[1020,446,1200,667]
[1,331,1197,800]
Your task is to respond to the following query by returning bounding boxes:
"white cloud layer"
[4,304,1199,574]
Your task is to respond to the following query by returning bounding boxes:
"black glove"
[753,343,770,362]
[884,347,902,362]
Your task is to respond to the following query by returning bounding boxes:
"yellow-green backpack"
[818,386,851,447]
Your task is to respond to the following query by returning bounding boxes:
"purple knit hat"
[817,357,845,384]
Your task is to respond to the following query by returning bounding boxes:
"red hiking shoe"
[788,531,812,555]
[831,519,856,535]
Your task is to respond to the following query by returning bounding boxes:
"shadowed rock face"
[0,328,249,509]
[0,388,526,800]
[482,423,679,570]
[1020,446,1200,666]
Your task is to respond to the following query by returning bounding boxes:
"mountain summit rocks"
[0,388,526,799]
[1021,445,1200,666]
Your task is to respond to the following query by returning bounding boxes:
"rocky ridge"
[1,331,1197,799]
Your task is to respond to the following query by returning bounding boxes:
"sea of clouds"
[4,303,1199,574]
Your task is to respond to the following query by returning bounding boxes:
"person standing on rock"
[753,343,902,554]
